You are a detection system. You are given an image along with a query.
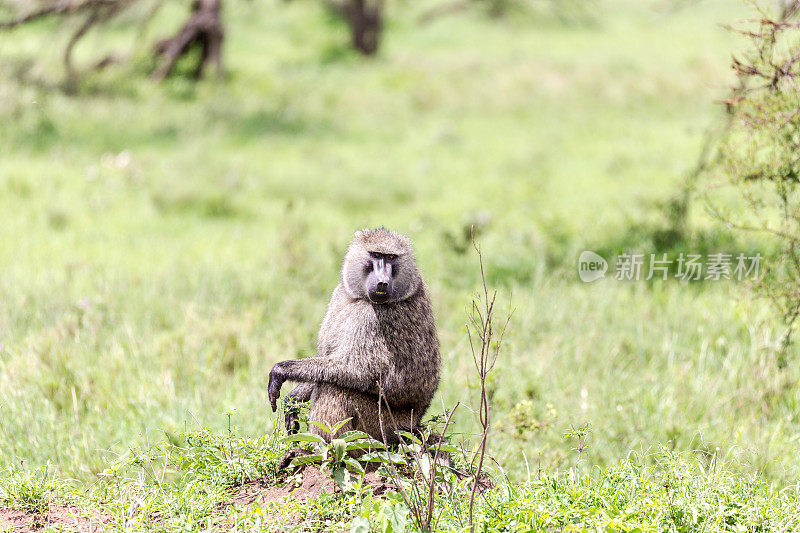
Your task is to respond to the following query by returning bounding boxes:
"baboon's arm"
[268,355,388,411]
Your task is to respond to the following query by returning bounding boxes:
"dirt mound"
[231,465,391,507]
[208,466,392,530]
[0,506,111,533]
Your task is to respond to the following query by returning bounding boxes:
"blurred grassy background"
[2,0,798,486]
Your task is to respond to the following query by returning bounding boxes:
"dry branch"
[466,232,512,532]
[151,0,224,80]
[0,0,118,28]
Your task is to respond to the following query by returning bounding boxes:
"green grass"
[2,0,800,528]
[3,423,799,532]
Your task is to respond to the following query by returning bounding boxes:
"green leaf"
[333,439,347,462]
[283,432,326,444]
[344,457,365,475]
[331,418,354,434]
[380,501,409,533]
[418,454,432,479]
[332,465,346,488]
[433,443,458,454]
[396,430,422,445]
[361,451,407,465]
[339,430,371,443]
[350,517,370,533]
[346,439,385,451]
[308,420,332,434]
[290,454,323,467]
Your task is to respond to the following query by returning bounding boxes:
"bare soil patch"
[207,465,392,530]
[230,465,391,508]
[0,506,111,532]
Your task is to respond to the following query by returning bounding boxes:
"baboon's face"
[363,251,399,304]
[342,228,420,304]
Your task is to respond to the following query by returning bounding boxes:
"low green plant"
[283,418,386,491]
[562,421,592,474]
[0,464,62,513]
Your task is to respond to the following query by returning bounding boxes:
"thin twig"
[466,229,512,532]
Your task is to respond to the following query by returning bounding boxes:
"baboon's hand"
[283,390,302,433]
[268,362,288,412]
[284,406,300,434]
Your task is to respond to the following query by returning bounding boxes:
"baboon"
[268,228,440,443]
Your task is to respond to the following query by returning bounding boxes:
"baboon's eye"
[369,251,382,259]
[385,254,396,260]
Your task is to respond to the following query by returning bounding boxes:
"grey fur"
[268,228,440,443]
